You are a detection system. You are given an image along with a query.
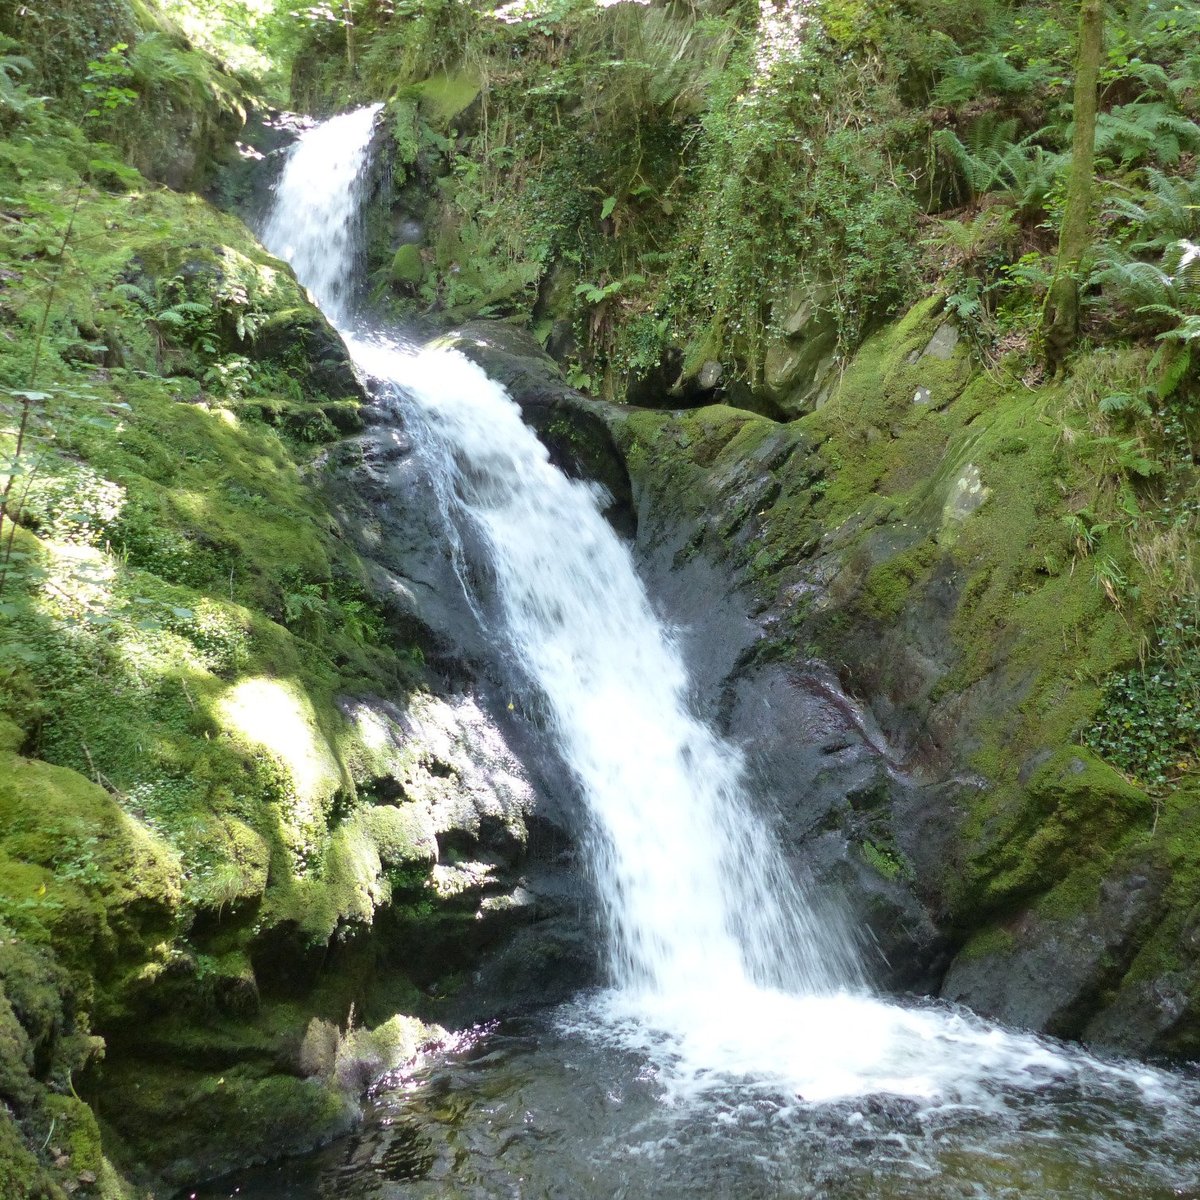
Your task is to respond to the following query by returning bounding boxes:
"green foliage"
[676,55,923,371]
[1087,611,1200,790]
[0,35,42,127]
[158,0,292,99]
[1092,240,1200,353]
[80,42,138,120]
[932,120,1064,216]
[933,50,1048,105]
[1094,101,1200,170]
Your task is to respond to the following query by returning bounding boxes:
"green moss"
[96,1060,353,1186]
[860,840,905,881]
[360,805,438,868]
[860,538,939,618]
[799,299,970,518]
[184,816,271,914]
[39,1096,132,1200]
[0,1112,60,1200]
[954,924,1017,963]
[391,243,425,285]
[0,754,182,967]
[0,92,451,1189]
[958,748,1150,917]
[414,70,480,128]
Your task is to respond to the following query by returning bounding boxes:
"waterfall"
[259,104,381,326]
[258,108,1184,1115]
[262,105,862,1005]
[364,341,866,999]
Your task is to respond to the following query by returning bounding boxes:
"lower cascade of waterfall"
[202,104,1200,1198]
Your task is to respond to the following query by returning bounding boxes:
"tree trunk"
[343,0,356,75]
[1042,0,1104,374]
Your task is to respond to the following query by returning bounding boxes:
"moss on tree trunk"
[1042,0,1104,374]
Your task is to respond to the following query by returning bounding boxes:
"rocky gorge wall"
[5,0,1200,1191]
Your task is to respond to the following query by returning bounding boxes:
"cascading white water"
[259,104,382,325]
[258,107,1192,1126]
[351,340,863,1000]
[262,104,860,1004]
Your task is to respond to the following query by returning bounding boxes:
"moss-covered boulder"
[0,80,586,1194]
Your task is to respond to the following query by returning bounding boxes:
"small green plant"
[80,43,138,121]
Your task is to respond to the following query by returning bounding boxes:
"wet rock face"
[321,349,599,1019]
[619,459,952,994]
[940,859,1168,1040]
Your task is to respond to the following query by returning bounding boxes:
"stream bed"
[193,989,1200,1200]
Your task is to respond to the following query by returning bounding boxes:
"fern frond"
[111,282,155,308]
[1121,59,1171,99]
[0,53,33,83]
[1095,101,1200,168]
[934,51,1041,106]
[1157,314,1200,343]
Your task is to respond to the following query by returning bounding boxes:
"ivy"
[1087,611,1200,791]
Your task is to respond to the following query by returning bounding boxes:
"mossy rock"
[391,243,425,286]
[958,748,1152,920]
[0,754,183,968]
[360,804,438,868]
[0,997,35,1109]
[96,1060,353,1186]
[0,1112,61,1200]
[183,816,272,915]
[415,71,481,128]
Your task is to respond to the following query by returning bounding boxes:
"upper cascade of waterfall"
[259,104,382,326]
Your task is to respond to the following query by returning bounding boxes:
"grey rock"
[942,462,988,525]
[921,322,960,360]
[941,862,1167,1042]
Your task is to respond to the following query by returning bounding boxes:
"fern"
[933,119,1061,215]
[155,300,213,325]
[1099,390,1153,418]
[128,34,216,107]
[1093,241,1200,378]
[1094,101,1200,169]
[0,36,40,120]
[1093,255,1189,318]
[1159,314,1200,344]
[1103,174,1200,299]
[1115,59,1171,99]
[934,51,1045,106]
[111,282,155,309]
